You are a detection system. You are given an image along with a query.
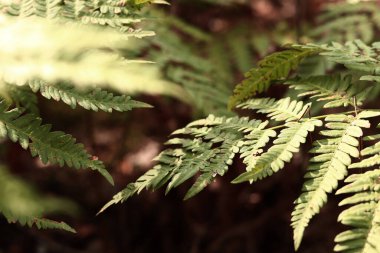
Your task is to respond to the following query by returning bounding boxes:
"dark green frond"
[0,101,113,184]
[228,46,321,109]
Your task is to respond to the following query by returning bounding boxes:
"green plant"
[3,0,380,253]
[101,36,380,252]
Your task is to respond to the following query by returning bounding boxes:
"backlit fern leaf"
[228,46,321,109]
[286,75,373,108]
[291,113,370,250]
[335,169,380,253]
[0,101,113,184]
[29,80,151,112]
[232,118,322,183]
[238,97,311,122]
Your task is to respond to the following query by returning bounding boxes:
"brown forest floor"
[0,1,350,253]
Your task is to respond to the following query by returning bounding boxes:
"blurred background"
[1,0,380,252]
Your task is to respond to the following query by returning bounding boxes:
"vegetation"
[2,0,380,252]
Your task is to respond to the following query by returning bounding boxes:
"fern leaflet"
[0,101,113,184]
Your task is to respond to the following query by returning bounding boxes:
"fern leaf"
[228,46,321,109]
[334,169,380,253]
[286,75,372,108]
[291,114,370,250]
[99,115,278,213]
[238,97,311,122]
[0,101,113,184]
[29,80,151,112]
[232,118,322,183]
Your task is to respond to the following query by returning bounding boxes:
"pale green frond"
[334,169,380,253]
[238,97,311,122]
[232,118,322,184]
[291,115,370,250]
[0,101,113,184]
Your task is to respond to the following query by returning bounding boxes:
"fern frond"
[286,75,373,108]
[0,165,76,233]
[228,46,321,109]
[232,118,322,183]
[334,169,380,253]
[28,80,151,112]
[238,97,311,122]
[291,113,370,250]
[99,115,279,212]
[0,101,113,184]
